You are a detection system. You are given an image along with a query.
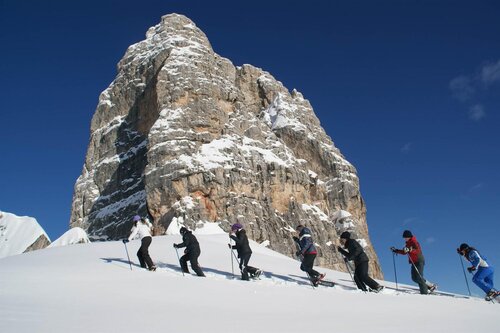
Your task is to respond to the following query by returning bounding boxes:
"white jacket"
[128,220,153,241]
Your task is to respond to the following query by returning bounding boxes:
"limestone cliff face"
[70,14,382,278]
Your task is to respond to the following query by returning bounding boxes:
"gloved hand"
[343,257,348,263]
[390,246,396,252]
[337,246,343,253]
[295,251,302,257]
[173,243,179,248]
[227,243,232,249]
[467,266,476,273]
[122,239,129,243]
[292,236,299,242]
[403,247,410,253]
[456,248,462,255]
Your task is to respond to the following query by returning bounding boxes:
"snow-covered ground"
[0,211,49,258]
[0,232,497,333]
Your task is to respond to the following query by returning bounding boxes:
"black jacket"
[338,238,369,266]
[230,229,252,257]
[177,231,201,255]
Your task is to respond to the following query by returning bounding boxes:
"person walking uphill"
[391,230,436,294]
[337,231,383,292]
[123,215,156,271]
[228,223,262,280]
[293,225,324,286]
[458,243,499,301]
[173,227,205,277]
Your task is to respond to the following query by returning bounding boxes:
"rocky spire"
[70,14,382,278]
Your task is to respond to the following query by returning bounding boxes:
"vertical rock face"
[70,14,383,278]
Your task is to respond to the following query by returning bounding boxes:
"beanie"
[340,231,351,239]
[133,215,141,222]
[459,243,470,252]
[231,223,243,232]
[402,230,413,238]
[180,227,188,235]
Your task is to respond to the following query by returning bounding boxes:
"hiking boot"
[428,284,437,293]
[318,273,326,281]
[254,269,262,278]
[372,285,384,293]
[149,266,157,271]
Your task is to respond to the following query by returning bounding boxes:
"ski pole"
[174,246,185,276]
[123,241,132,271]
[392,251,398,291]
[458,253,472,296]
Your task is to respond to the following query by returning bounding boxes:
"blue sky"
[1,0,499,295]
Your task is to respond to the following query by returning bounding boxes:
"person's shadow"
[100,257,141,269]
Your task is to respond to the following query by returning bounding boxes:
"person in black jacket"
[173,227,205,277]
[337,231,383,292]
[229,223,262,280]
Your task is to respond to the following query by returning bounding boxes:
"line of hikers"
[122,215,498,301]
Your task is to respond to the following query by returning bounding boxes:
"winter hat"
[180,227,188,235]
[295,224,304,231]
[133,215,141,222]
[231,223,243,232]
[459,243,470,252]
[402,230,413,238]
[340,231,351,239]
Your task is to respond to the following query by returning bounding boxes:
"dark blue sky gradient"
[1,0,499,295]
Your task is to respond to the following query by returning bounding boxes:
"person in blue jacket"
[458,243,499,301]
[293,225,324,286]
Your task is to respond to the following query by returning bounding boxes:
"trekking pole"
[229,235,235,278]
[342,257,355,285]
[123,241,132,271]
[174,246,185,276]
[392,251,398,291]
[458,253,472,296]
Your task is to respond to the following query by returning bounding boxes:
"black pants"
[137,236,154,269]
[300,253,320,279]
[239,252,259,280]
[353,261,380,291]
[180,251,205,277]
[411,259,428,294]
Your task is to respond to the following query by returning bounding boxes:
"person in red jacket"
[391,230,436,294]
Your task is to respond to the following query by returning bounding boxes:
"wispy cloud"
[461,182,484,200]
[426,237,436,244]
[401,142,412,154]
[449,75,475,102]
[481,59,500,85]
[469,104,486,121]
[402,217,418,226]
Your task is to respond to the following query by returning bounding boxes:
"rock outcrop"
[70,14,382,278]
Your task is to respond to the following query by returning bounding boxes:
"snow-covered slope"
[0,211,50,258]
[0,230,497,333]
[48,227,90,248]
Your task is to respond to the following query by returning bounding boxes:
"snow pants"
[180,251,205,277]
[239,252,259,280]
[137,236,154,269]
[410,259,428,294]
[473,266,495,294]
[300,253,320,280]
[354,261,380,291]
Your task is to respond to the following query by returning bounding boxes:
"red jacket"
[395,236,424,264]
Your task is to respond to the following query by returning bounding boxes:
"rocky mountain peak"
[70,13,382,278]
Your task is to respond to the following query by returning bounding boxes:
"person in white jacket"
[123,215,156,271]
